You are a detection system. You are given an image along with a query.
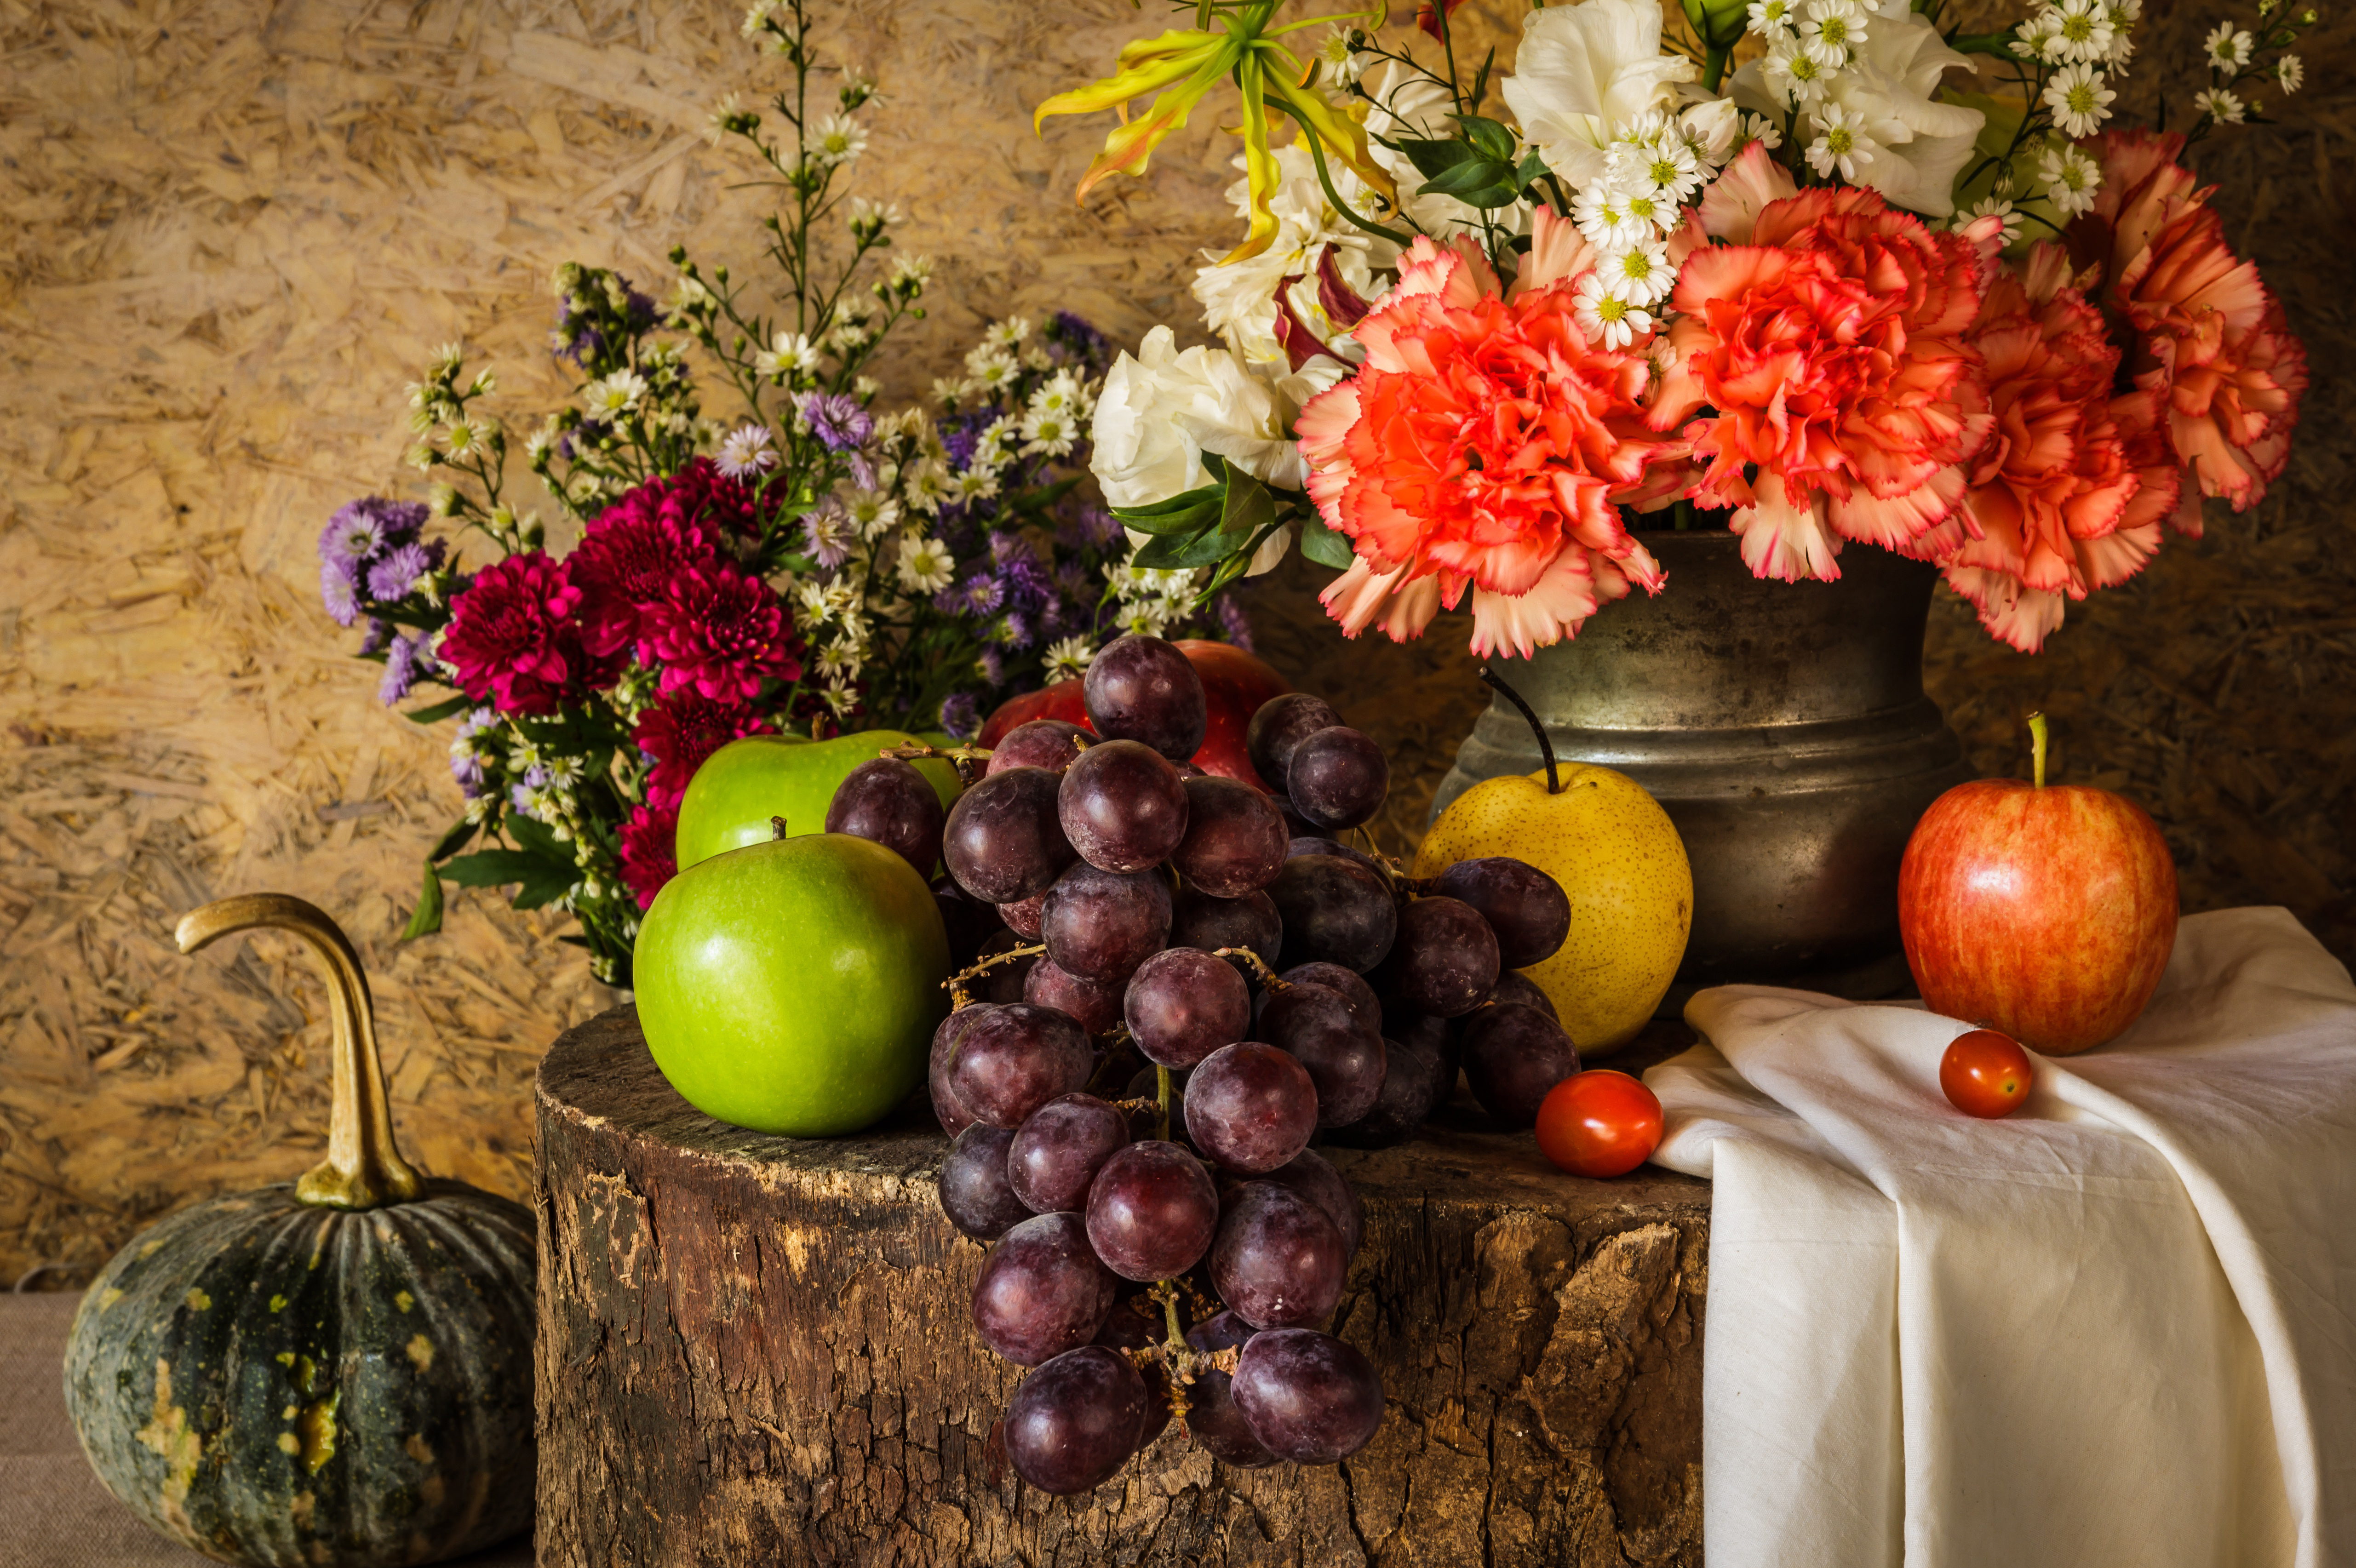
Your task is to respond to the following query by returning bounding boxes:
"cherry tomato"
[1940,1028,2035,1118]
[1535,1070,1664,1178]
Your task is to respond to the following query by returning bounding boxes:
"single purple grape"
[1326,1034,1453,1150]
[1263,963,1380,1035]
[1042,862,1172,984]
[1485,969,1558,1021]
[1024,955,1126,1036]
[972,1211,1118,1366]
[1209,1182,1347,1330]
[1085,1140,1219,1281]
[1003,1345,1149,1494]
[1266,855,1398,974]
[1170,886,1282,977]
[1125,948,1251,1069]
[1232,1328,1385,1464]
[939,1123,1033,1240]
[1258,984,1387,1127]
[988,719,1088,777]
[1058,738,1190,874]
[1285,725,1390,832]
[1459,1002,1579,1128]
[1171,774,1287,898]
[943,766,1077,902]
[1375,896,1501,1019]
[1432,856,1573,968]
[825,756,945,876]
[1084,634,1207,761]
[1008,1093,1131,1214]
[1259,1149,1364,1259]
[948,1003,1095,1129]
[1092,1298,1172,1443]
[929,1005,994,1138]
[1184,1042,1318,1175]
[998,891,1047,939]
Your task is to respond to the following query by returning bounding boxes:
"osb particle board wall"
[1,0,2350,1287]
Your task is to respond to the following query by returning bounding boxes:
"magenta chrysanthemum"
[641,564,802,704]
[439,552,599,715]
[618,801,679,910]
[634,691,774,809]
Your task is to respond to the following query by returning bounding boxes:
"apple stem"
[2029,711,2049,789]
[1479,666,1559,795]
[770,815,789,841]
[1156,1063,1173,1142]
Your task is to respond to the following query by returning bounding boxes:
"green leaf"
[401,861,444,940]
[508,859,580,911]
[1419,157,1521,206]
[506,813,565,860]
[1113,495,1225,537]
[429,817,480,861]
[440,849,547,888]
[1220,466,1277,539]
[1135,524,1248,570]
[1298,511,1359,570]
[1451,114,1517,164]
[1514,148,1552,190]
[1394,136,1479,179]
[402,693,476,723]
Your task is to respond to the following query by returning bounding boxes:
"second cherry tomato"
[1535,1070,1664,1178]
[1940,1028,2035,1118]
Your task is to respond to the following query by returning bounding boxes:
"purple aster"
[321,559,359,626]
[358,617,392,655]
[798,392,873,453]
[938,692,980,740]
[1000,610,1034,650]
[450,707,497,798]
[510,764,551,815]
[1072,507,1126,550]
[367,541,438,601]
[801,504,854,568]
[1048,311,1111,370]
[1001,555,1055,611]
[378,631,436,705]
[977,646,1005,685]
[1217,594,1255,653]
[955,572,1004,617]
[1054,561,1092,600]
[940,415,984,469]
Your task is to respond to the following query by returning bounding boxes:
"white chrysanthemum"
[2193,86,2247,125]
[1601,236,1675,307]
[1030,372,1089,422]
[1042,636,1096,681]
[1805,101,1879,180]
[1954,196,2023,248]
[896,535,955,594]
[1019,407,1078,458]
[2038,141,2104,215]
[2278,54,2304,92]
[1116,601,1171,639]
[706,91,745,146]
[2049,0,2116,62]
[1498,0,1699,186]
[716,424,777,479]
[1310,23,1364,88]
[796,580,833,626]
[2011,10,2062,61]
[952,467,1001,505]
[1618,183,1674,232]
[2204,22,2253,68]
[986,316,1032,349]
[1748,0,1798,37]
[974,417,1021,469]
[1572,182,1642,247]
[582,371,648,418]
[811,112,866,166]
[1800,0,1869,68]
[1738,111,1787,151]
[930,374,973,410]
[1573,272,1652,350]
[1763,38,1836,106]
[890,253,933,290]
[2045,63,2117,136]
[903,458,952,515]
[842,489,900,540]
[1610,132,1703,204]
[753,332,821,383]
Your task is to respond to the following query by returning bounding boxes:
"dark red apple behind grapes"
[1898,714,2178,1054]
[975,640,1290,788]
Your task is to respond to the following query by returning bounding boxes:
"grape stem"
[1212,946,1290,990]
[1156,1063,1174,1143]
[1479,665,1560,795]
[2028,710,2049,790]
[940,940,1047,1008]
[881,741,991,789]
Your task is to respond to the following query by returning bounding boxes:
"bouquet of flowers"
[318,1,1248,985]
[1043,0,2312,658]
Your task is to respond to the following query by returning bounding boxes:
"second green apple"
[675,730,963,871]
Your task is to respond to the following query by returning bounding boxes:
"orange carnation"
[1938,245,2185,652]
[1299,210,1691,657]
[2068,129,2306,518]
[1651,149,1995,584]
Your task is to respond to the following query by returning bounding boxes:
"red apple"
[975,641,1292,789]
[1897,715,2178,1055]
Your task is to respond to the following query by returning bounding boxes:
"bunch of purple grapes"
[822,633,1578,1495]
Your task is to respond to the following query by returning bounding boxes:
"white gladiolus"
[1499,0,1698,187]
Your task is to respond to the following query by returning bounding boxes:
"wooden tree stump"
[533,1007,1713,1567]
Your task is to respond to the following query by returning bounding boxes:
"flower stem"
[1479,665,1559,795]
[1703,43,1730,93]
[2029,710,2048,789]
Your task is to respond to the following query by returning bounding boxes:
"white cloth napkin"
[1645,907,2356,1568]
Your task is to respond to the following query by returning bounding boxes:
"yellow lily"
[1035,1,1396,264]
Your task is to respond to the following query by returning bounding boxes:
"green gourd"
[63,895,535,1567]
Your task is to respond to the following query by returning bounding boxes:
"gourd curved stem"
[175,894,424,1211]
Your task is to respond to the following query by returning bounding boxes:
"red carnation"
[641,563,802,704]
[439,552,600,716]
[618,800,679,910]
[635,691,773,811]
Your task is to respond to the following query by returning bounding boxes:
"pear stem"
[176,895,424,1211]
[2029,711,2049,790]
[1479,666,1559,795]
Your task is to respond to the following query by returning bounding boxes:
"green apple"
[675,730,963,871]
[634,831,951,1135]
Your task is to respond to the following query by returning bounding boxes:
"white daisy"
[1602,237,1675,308]
[2203,22,2253,69]
[1954,196,2023,249]
[1799,0,1868,67]
[2012,10,2063,60]
[1042,636,1096,681]
[1737,112,1786,152]
[1764,39,1835,106]
[752,331,822,383]
[1020,408,1078,458]
[2192,86,2247,125]
[986,317,1032,349]
[1572,183,1639,247]
[716,424,778,479]
[903,458,952,515]
[2038,142,2104,215]
[1572,272,1653,350]
[1116,601,1171,639]
[2044,63,2118,137]
[1805,102,1878,181]
[810,112,867,166]
[842,489,901,539]
[896,535,955,594]
[1617,136,1703,205]
[581,371,648,418]
[952,467,1001,504]
[2278,54,2304,92]
[1311,22,1364,88]
[890,253,934,291]
[1748,0,1798,37]
[2049,0,2116,62]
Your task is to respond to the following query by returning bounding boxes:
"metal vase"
[1431,531,1973,998]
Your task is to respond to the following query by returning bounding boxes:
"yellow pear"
[1415,761,1691,1055]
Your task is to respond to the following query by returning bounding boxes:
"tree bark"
[533,1007,1712,1568]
